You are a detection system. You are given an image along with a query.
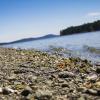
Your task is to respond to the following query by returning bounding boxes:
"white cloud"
[87,12,100,17]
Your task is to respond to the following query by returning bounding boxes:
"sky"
[0,0,100,42]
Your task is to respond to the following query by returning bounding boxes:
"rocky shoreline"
[0,47,100,100]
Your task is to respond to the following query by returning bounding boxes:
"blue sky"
[0,0,100,42]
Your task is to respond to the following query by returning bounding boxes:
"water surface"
[2,31,100,63]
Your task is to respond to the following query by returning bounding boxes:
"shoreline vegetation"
[60,20,100,36]
[0,47,100,99]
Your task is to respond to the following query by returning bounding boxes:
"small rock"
[95,81,100,87]
[46,80,52,86]
[96,67,100,74]
[58,71,75,78]
[87,74,97,81]
[85,89,98,96]
[77,96,85,100]
[51,74,58,79]
[58,79,65,83]
[0,87,3,93]
[97,90,100,96]
[7,74,16,81]
[95,63,100,66]
[77,87,87,92]
[61,83,69,88]
[21,86,32,97]
[2,87,15,95]
[83,82,92,88]
[56,95,68,100]
[32,76,37,80]
[34,89,52,100]
[14,70,26,74]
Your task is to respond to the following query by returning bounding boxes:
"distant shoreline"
[0,34,58,45]
[60,20,100,36]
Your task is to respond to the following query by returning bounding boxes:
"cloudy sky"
[0,0,100,42]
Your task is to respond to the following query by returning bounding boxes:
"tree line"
[60,20,100,36]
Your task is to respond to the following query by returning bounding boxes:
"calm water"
[2,31,100,62]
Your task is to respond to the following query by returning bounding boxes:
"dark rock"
[97,90,100,96]
[85,89,98,96]
[21,90,30,96]
[2,89,10,95]
[14,70,27,74]
[61,83,69,88]
[21,86,32,97]
[2,87,14,95]
[96,67,100,74]
[83,59,88,63]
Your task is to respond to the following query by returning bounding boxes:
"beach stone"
[58,71,75,78]
[0,87,3,93]
[14,69,26,74]
[83,82,92,88]
[77,96,85,100]
[19,64,29,68]
[85,89,98,96]
[95,81,100,87]
[97,90,100,96]
[58,78,65,83]
[87,74,97,81]
[96,67,100,74]
[34,89,52,100]
[77,87,87,92]
[61,83,69,88]
[95,63,100,66]
[2,87,15,95]
[7,74,16,81]
[46,80,52,86]
[21,86,32,97]
[55,95,68,100]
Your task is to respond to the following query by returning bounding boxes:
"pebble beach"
[0,47,100,100]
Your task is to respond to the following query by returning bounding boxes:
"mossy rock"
[15,84,26,90]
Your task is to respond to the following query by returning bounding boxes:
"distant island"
[0,20,100,45]
[60,20,100,36]
[0,34,58,45]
